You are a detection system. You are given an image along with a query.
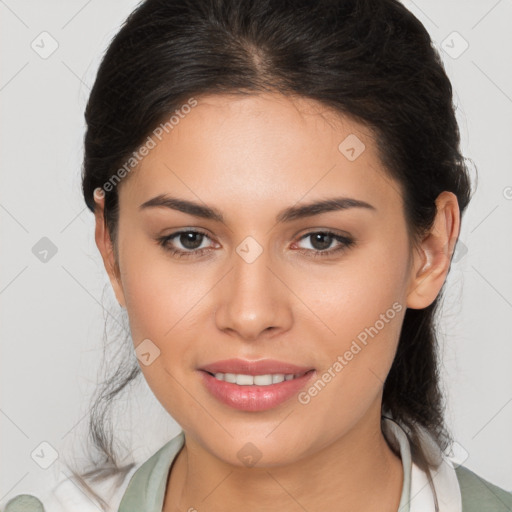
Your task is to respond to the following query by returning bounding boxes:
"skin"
[93,92,460,512]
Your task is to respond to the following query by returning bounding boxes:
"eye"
[157,229,216,259]
[293,231,355,258]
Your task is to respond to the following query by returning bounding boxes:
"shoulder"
[1,464,141,512]
[455,464,512,511]
[1,433,186,512]
[118,430,186,510]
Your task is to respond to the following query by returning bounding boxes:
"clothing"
[2,417,511,512]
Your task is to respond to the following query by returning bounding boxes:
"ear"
[406,191,461,309]
[93,188,127,309]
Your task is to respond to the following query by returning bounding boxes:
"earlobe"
[406,191,460,310]
[93,189,126,309]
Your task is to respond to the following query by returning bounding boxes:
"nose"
[214,246,293,342]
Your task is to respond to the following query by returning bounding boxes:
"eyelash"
[156,229,355,259]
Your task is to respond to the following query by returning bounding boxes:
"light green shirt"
[3,418,512,511]
[117,427,412,510]
[116,418,512,512]
[116,418,414,511]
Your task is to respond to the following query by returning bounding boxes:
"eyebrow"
[139,194,376,223]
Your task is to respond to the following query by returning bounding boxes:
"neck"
[163,406,403,512]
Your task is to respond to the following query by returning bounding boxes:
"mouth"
[197,359,317,411]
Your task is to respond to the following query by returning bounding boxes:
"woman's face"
[95,92,447,467]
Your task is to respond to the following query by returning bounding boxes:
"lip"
[199,370,316,411]
[199,358,314,376]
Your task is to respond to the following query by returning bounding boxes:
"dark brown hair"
[72,0,474,509]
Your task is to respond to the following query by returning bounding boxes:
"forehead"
[119,92,402,218]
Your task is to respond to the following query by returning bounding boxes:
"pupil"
[311,233,332,251]
[181,232,202,250]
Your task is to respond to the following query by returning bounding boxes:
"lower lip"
[199,370,316,412]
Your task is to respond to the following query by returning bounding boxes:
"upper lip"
[199,358,314,376]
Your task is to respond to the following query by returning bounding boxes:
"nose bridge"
[214,237,291,339]
[233,239,272,295]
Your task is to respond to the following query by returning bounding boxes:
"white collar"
[382,417,462,512]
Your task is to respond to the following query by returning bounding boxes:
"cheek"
[293,273,406,444]
[118,239,213,400]
[299,238,408,345]
[294,234,409,400]
[118,246,207,420]
[119,237,208,342]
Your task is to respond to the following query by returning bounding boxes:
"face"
[94,92,455,468]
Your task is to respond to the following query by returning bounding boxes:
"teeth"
[211,372,303,385]
[237,374,254,385]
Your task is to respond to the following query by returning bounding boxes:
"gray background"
[1,0,511,505]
